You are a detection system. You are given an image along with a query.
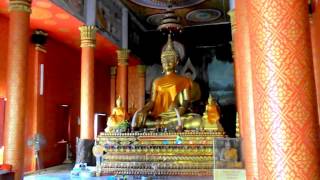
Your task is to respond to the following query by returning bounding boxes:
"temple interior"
[0,0,320,179]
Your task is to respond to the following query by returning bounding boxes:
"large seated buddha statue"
[132,34,202,131]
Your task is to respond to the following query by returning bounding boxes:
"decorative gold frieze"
[116,49,130,65]
[79,25,97,48]
[110,66,117,77]
[9,0,32,13]
[136,65,146,77]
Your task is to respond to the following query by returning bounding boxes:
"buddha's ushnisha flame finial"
[161,34,178,60]
[116,96,122,106]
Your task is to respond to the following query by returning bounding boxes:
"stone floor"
[24,164,212,180]
[24,164,107,180]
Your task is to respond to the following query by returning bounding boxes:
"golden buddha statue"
[105,96,128,133]
[132,34,202,131]
[202,95,223,131]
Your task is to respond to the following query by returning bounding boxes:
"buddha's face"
[225,141,231,150]
[208,96,213,105]
[116,98,122,107]
[161,56,177,73]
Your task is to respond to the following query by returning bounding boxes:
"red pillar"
[3,0,32,179]
[79,26,97,139]
[116,49,129,113]
[310,2,320,125]
[247,0,320,179]
[136,65,146,110]
[232,1,259,179]
[109,66,117,113]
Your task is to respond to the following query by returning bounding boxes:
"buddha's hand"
[159,107,184,119]
[170,102,187,114]
[132,108,148,128]
[159,110,177,119]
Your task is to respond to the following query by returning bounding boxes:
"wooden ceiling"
[0,0,119,64]
[0,0,232,64]
[121,0,230,30]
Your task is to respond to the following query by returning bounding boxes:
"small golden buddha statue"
[132,34,202,131]
[202,95,223,131]
[105,96,128,133]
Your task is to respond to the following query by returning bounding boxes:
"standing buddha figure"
[132,34,202,131]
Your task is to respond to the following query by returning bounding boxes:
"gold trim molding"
[116,49,130,65]
[79,25,97,48]
[110,66,117,77]
[9,0,32,13]
[35,44,46,53]
[137,65,146,76]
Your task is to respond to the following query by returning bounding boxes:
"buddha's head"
[116,96,122,107]
[208,94,213,105]
[225,141,231,150]
[161,34,178,74]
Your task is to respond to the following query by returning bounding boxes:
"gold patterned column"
[137,65,146,110]
[116,49,130,113]
[109,66,117,113]
[248,0,320,179]
[79,25,97,139]
[234,1,259,179]
[4,0,32,179]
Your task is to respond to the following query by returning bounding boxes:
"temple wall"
[0,15,113,173]
[95,61,110,114]
[0,15,9,97]
[40,37,81,169]
[24,42,36,172]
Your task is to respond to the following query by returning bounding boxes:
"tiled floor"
[24,164,110,180]
[24,164,212,180]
